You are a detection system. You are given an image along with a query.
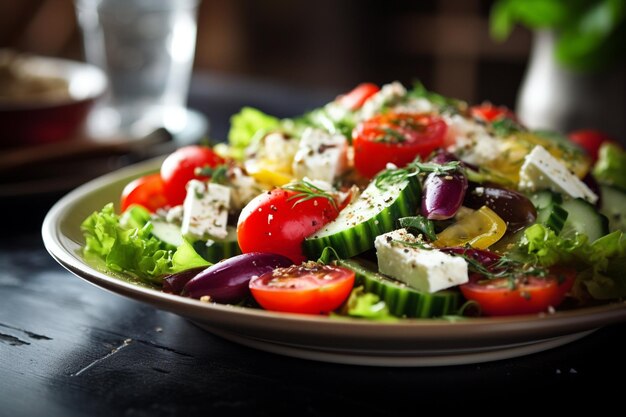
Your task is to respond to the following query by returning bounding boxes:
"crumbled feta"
[292,128,348,183]
[182,180,230,240]
[519,145,598,204]
[375,229,468,293]
[229,166,262,210]
[262,132,299,165]
[360,81,407,120]
[444,114,504,165]
[392,97,433,114]
[165,205,184,224]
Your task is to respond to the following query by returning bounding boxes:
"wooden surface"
[1,75,625,415]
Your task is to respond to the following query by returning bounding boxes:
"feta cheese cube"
[292,128,348,183]
[375,229,468,293]
[519,145,598,204]
[182,180,230,240]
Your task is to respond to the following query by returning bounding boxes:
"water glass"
[75,0,200,138]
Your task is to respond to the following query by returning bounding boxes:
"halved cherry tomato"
[470,103,515,122]
[568,129,617,162]
[460,267,576,316]
[237,188,340,263]
[249,264,355,314]
[352,113,448,178]
[120,173,168,212]
[337,83,380,110]
[160,145,225,206]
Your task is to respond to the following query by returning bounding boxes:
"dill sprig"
[283,180,339,211]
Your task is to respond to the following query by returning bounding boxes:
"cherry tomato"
[470,103,515,122]
[237,188,340,263]
[352,113,448,178]
[160,146,225,206]
[337,83,380,110]
[249,264,355,314]
[568,129,616,162]
[460,267,576,316]
[120,173,169,212]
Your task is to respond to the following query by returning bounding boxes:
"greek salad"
[81,81,626,319]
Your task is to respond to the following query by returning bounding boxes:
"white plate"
[42,158,626,366]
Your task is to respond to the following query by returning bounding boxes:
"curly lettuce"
[81,204,209,286]
[518,223,626,300]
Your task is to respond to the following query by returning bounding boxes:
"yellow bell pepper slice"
[480,132,591,184]
[245,159,293,187]
[434,206,507,249]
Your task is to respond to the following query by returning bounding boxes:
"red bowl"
[0,55,107,148]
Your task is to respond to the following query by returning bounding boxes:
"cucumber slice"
[152,221,241,262]
[192,227,242,263]
[599,185,626,233]
[529,191,568,233]
[151,220,185,249]
[560,198,609,242]
[303,176,420,259]
[337,258,460,318]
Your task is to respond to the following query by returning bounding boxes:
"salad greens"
[518,224,626,299]
[593,142,626,190]
[80,79,626,320]
[81,204,209,285]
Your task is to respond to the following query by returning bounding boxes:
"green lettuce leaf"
[171,239,211,272]
[593,142,626,191]
[337,287,397,321]
[579,231,626,299]
[81,204,211,285]
[228,107,280,151]
[518,224,626,299]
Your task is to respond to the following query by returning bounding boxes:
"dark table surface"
[2,74,625,416]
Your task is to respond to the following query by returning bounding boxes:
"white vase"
[516,30,625,142]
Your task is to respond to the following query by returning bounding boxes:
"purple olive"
[162,266,207,295]
[464,182,536,232]
[421,152,468,220]
[182,252,293,304]
[441,247,501,269]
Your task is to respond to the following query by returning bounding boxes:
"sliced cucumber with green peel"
[303,175,420,259]
[560,198,609,242]
[337,258,460,318]
[151,220,185,249]
[192,227,241,263]
[600,185,626,233]
[152,221,241,262]
[529,190,568,234]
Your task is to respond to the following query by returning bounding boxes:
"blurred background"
[0,0,532,110]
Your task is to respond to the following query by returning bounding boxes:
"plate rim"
[42,157,626,347]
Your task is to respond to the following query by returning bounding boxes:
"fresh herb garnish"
[375,127,406,143]
[195,164,230,184]
[490,117,525,137]
[374,159,463,188]
[406,80,466,115]
[398,216,437,241]
[283,180,339,211]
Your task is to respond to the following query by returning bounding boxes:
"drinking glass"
[75,0,200,139]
